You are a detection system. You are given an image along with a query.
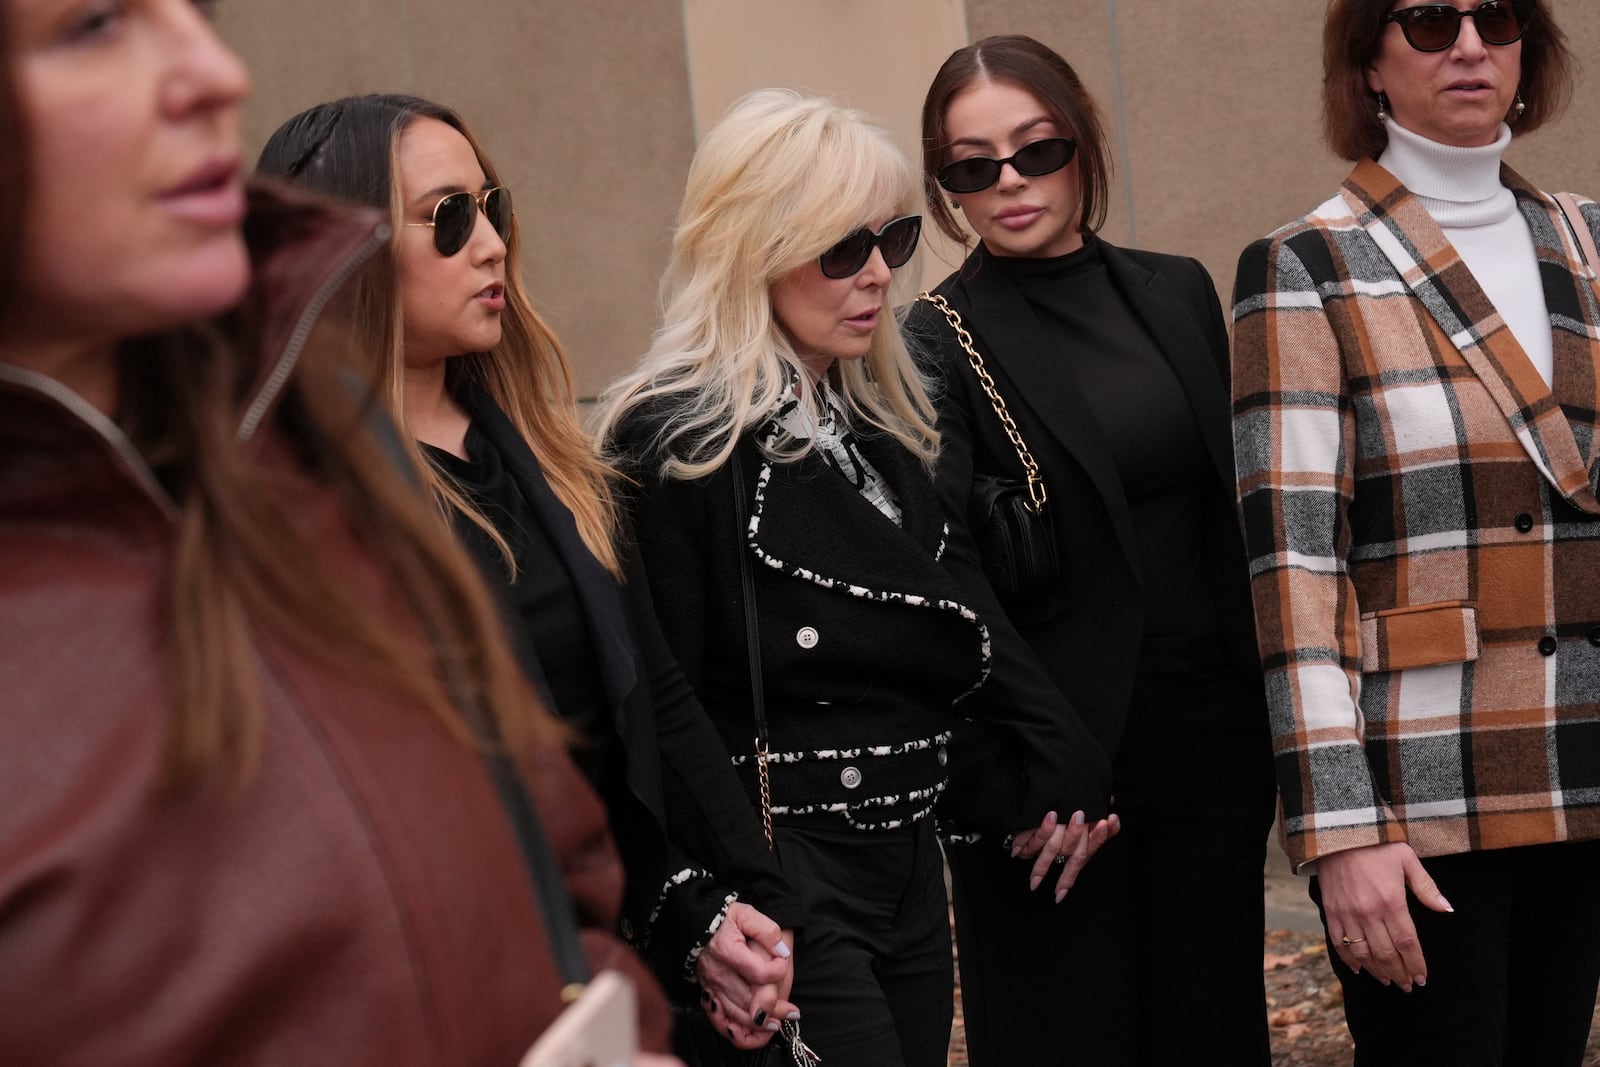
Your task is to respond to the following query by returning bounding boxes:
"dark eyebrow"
[946,115,1055,151]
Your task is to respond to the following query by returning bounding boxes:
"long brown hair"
[258,94,622,577]
[920,34,1113,248]
[0,21,552,789]
[0,4,21,332]
[1322,0,1574,161]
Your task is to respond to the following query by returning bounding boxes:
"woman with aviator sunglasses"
[257,94,807,1060]
[1234,1,1600,1063]
[597,89,1093,1066]
[904,33,1278,1066]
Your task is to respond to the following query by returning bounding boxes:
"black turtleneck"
[989,237,1220,649]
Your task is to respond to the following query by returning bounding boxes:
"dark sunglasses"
[1384,0,1530,52]
[404,186,513,256]
[936,137,1078,195]
[818,215,923,279]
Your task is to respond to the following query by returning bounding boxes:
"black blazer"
[612,401,1091,836]
[455,384,798,990]
[903,240,1265,813]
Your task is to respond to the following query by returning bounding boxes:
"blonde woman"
[597,89,1106,1067]
[257,95,801,1056]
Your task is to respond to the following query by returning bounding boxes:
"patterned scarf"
[770,371,902,526]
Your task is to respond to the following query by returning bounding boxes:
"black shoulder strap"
[476,712,593,993]
[730,447,767,747]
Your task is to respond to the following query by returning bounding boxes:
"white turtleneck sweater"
[1378,118,1553,385]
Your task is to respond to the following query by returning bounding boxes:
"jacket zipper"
[0,361,181,522]
[236,221,392,443]
[1,218,392,521]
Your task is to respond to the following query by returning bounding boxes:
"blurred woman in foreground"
[0,1,671,1062]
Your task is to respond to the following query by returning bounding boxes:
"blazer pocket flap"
[1360,602,1480,673]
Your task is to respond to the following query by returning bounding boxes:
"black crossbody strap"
[728,446,819,1065]
[475,710,592,997]
[730,447,776,851]
[360,396,590,998]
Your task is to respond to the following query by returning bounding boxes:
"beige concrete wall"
[216,0,694,398]
[681,0,971,286]
[218,2,1599,395]
[969,0,1600,300]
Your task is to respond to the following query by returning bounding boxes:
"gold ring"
[1341,935,1367,946]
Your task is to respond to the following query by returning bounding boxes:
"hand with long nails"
[1010,807,1120,902]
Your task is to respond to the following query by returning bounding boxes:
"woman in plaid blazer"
[1232,1,1600,1062]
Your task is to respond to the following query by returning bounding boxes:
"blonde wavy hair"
[594,89,939,480]
[258,94,621,576]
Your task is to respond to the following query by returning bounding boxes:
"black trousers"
[948,665,1276,1066]
[1312,838,1600,1067]
[772,817,952,1067]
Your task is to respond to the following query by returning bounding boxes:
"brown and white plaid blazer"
[1232,159,1600,871]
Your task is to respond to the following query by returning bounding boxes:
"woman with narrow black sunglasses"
[258,94,807,1064]
[1233,1,1599,1064]
[905,34,1277,1066]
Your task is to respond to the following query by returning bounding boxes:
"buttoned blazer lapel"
[1341,160,1600,513]
[742,424,969,610]
[1100,243,1236,496]
[949,246,1141,578]
[460,385,644,730]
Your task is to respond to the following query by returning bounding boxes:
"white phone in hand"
[519,970,638,1067]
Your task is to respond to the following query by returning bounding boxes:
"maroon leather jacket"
[0,186,669,1065]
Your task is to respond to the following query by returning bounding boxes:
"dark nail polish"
[754,1010,767,1027]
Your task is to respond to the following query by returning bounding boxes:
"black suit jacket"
[903,240,1266,818]
[455,384,798,992]
[611,398,1091,837]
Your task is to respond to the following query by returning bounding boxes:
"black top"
[991,238,1221,650]
[904,239,1268,777]
[610,400,1098,836]
[439,383,801,995]
[425,422,611,783]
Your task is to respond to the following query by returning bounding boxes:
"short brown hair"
[1322,0,1574,161]
[920,34,1112,247]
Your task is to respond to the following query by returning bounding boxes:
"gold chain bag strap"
[729,447,819,1067]
[916,292,1059,610]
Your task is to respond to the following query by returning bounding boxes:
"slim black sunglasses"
[818,215,923,279]
[936,137,1078,195]
[404,186,513,257]
[1384,0,1531,53]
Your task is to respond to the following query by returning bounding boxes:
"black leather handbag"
[917,292,1059,611]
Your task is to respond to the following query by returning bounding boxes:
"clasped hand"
[693,902,797,1050]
